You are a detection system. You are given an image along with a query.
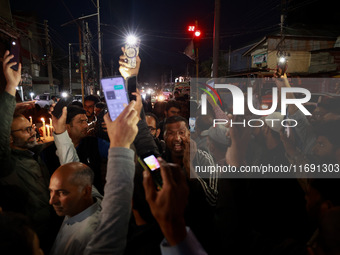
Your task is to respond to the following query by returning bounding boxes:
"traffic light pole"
[213,0,220,77]
[195,20,199,79]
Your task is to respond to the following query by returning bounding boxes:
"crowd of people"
[1,48,340,255]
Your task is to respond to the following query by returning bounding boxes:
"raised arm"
[143,158,208,255]
[50,105,79,164]
[85,101,139,254]
[0,51,22,175]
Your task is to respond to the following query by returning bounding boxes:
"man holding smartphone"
[0,51,66,251]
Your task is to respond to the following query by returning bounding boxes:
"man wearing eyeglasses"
[145,112,166,155]
[0,51,61,251]
[10,120,37,149]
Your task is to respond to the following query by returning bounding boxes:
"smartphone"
[52,96,73,119]
[101,76,129,121]
[189,117,196,132]
[127,76,137,101]
[9,39,20,71]
[138,152,163,190]
[124,40,140,68]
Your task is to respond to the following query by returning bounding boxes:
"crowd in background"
[1,49,340,255]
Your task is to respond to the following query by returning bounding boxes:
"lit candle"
[41,118,46,139]
[46,125,50,137]
[49,118,52,127]
[29,116,32,125]
[50,126,54,136]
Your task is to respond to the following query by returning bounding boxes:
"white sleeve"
[53,131,79,164]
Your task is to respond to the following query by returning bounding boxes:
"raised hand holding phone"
[138,152,163,189]
[101,76,129,121]
[2,50,22,96]
[104,100,139,149]
[9,39,20,71]
[49,103,68,134]
[143,158,189,246]
[119,47,141,80]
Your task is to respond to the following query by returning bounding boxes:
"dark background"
[9,0,340,83]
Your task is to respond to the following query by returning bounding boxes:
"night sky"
[9,0,340,84]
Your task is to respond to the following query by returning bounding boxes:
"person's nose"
[174,132,182,141]
[49,192,58,205]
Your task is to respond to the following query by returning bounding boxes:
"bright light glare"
[126,35,138,45]
[61,92,68,98]
[141,94,146,100]
[147,89,152,94]
[194,31,201,37]
[279,57,286,63]
[158,95,165,101]
[30,92,34,96]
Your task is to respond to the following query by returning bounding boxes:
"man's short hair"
[95,102,106,109]
[165,116,189,130]
[71,101,83,108]
[70,166,94,188]
[145,112,159,128]
[165,101,181,112]
[84,95,100,104]
[66,105,86,124]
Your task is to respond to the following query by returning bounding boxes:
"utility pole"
[44,20,54,92]
[78,28,85,104]
[28,30,34,76]
[86,22,92,72]
[195,20,199,79]
[97,0,103,94]
[212,0,220,78]
[68,43,72,94]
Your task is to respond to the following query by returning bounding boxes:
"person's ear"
[66,123,71,132]
[156,128,161,138]
[83,185,92,198]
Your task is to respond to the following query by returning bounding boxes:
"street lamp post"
[97,0,103,95]
[69,43,72,94]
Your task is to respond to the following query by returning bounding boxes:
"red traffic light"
[188,26,195,32]
[194,30,201,37]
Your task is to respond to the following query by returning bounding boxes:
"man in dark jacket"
[0,51,58,251]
